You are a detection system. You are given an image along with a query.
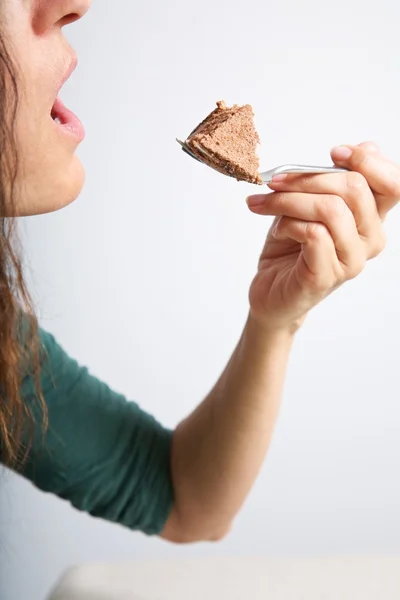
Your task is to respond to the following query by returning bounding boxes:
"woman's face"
[2,0,91,216]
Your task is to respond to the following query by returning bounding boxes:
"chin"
[50,155,86,213]
[17,155,86,217]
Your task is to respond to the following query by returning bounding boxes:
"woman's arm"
[163,143,400,543]
[163,316,294,542]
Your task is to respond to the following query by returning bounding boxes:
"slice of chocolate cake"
[185,101,262,185]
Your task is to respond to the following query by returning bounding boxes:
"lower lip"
[51,97,85,142]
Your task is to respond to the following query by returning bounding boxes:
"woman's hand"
[246,142,400,333]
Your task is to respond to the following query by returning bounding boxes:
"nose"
[58,0,92,27]
[32,0,92,34]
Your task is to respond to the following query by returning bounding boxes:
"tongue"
[51,97,71,125]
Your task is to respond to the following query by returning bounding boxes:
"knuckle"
[369,230,387,258]
[387,174,400,199]
[345,170,367,192]
[350,148,372,170]
[272,192,289,212]
[346,255,366,280]
[317,194,347,221]
[305,221,328,241]
[358,141,380,153]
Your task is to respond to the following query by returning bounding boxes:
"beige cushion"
[49,555,400,600]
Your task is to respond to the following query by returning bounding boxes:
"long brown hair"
[0,33,44,467]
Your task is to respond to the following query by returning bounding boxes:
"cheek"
[15,99,53,187]
[16,105,48,155]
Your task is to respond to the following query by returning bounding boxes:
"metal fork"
[177,139,347,184]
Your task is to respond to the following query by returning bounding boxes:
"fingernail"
[246,195,265,207]
[271,173,288,182]
[331,146,353,162]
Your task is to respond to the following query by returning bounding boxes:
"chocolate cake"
[185,101,262,185]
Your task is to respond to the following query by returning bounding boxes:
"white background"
[1,0,400,598]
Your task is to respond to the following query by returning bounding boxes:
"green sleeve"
[19,328,174,536]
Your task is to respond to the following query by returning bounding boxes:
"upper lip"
[55,53,78,98]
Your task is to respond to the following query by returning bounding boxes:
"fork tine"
[176,139,203,163]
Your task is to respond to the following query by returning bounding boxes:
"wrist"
[244,312,298,350]
[247,310,305,339]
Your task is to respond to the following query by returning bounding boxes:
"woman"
[1,0,399,546]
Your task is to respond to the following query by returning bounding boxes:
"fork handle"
[260,164,348,184]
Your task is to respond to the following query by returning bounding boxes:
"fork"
[176,139,348,184]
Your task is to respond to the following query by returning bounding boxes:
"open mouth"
[50,55,85,142]
[51,96,85,142]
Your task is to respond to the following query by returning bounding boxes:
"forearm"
[166,314,295,542]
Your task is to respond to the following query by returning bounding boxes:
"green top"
[18,328,174,536]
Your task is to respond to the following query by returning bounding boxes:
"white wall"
[1,0,400,598]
